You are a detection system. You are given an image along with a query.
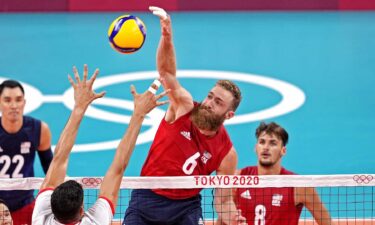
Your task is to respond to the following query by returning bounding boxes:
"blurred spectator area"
[1,0,375,12]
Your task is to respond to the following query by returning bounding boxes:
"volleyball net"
[0,174,374,224]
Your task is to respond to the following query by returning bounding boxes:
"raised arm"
[99,81,169,208]
[40,65,105,190]
[295,187,335,225]
[215,147,247,225]
[149,6,193,122]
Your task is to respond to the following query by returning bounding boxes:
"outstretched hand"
[149,6,172,37]
[130,79,169,116]
[68,64,105,110]
[149,6,167,20]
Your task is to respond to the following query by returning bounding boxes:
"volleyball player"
[0,79,53,225]
[123,7,247,225]
[233,122,334,225]
[32,65,168,224]
[0,199,13,225]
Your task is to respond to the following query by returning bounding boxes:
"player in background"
[123,7,247,225]
[233,122,334,225]
[0,79,53,225]
[32,65,168,224]
[0,199,13,225]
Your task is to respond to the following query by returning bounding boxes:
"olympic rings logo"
[81,177,103,187]
[353,175,374,184]
[0,70,305,152]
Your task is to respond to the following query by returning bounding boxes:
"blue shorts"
[123,189,203,225]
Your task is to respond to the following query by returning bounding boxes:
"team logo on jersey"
[240,190,252,199]
[20,142,31,154]
[200,151,212,164]
[272,194,283,206]
[180,131,191,140]
[198,217,204,225]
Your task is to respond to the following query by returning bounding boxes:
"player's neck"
[1,117,23,134]
[257,164,282,175]
[198,128,217,137]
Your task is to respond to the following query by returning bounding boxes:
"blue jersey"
[0,116,41,211]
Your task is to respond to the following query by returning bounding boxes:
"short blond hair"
[216,80,242,111]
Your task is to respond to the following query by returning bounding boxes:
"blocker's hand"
[130,79,169,116]
[149,6,168,20]
[68,64,105,110]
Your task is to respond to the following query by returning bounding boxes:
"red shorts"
[11,201,35,225]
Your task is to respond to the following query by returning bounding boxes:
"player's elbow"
[158,67,176,78]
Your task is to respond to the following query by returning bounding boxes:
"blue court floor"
[0,11,374,177]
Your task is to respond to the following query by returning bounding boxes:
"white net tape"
[0,174,374,190]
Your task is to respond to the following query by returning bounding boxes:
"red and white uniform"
[141,108,232,199]
[235,166,303,225]
[32,189,114,225]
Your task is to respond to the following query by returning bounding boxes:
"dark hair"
[216,80,242,111]
[0,80,25,96]
[0,198,7,205]
[256,122,289,146]
[51,180,84,223]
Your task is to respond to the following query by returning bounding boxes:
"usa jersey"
[141,108,232,199]
[235,166,303,225]
[0,116,41,211]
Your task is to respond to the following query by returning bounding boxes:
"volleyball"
[107,15,146,54]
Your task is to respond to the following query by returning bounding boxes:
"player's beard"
[259,153,282,168]
[259,160,275,167]
[190,104,226,131]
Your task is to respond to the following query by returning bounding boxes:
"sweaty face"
[191,86,234,131]
[0,87,25,123]
[0,203,13,225]
[256,132,285,167]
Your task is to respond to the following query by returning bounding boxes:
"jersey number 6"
[182,152,200,175]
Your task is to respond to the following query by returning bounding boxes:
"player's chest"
[238,188,293,208]
[0,132,36,156]
[167,124,221,173]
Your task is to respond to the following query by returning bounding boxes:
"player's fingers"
[155,89,170,100]
[153,11,167,20]
[130,85,138,97]
[149,6,165,13]
[147,79,161,94]
[73,66,80,83]
[149,6,167,20]
[83,64,88,84]
[156,100,169,106]
[94,91,106,99]
[67,75,75,87]
[88,68,99,89]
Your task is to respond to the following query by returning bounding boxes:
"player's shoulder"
[36,188,54,200]
[280,167,297,175]
[238,166,257,175]
[81,197,114,224]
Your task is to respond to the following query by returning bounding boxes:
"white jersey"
[32,189,113,225]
